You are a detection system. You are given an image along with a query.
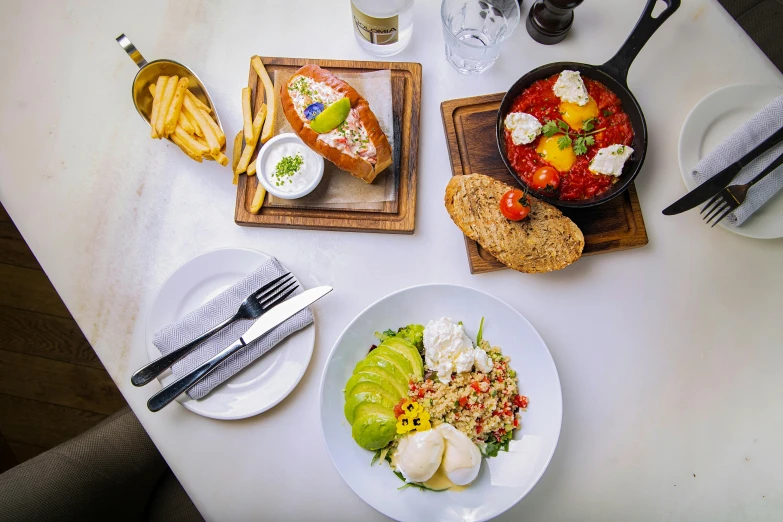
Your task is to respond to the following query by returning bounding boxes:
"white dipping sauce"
[263,141,319,194]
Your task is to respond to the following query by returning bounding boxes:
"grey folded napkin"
[153,258,313,400]
[692,94,783,226]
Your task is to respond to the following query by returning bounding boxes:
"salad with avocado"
[344,318,528,491]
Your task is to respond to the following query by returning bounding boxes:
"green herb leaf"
[541,120,559,138]
[556,120,570,132]
[585,136,595,146]
[572,137,588,156]
[582,117,596,132]
[371,449,382,467]
[476,317,485,346]
[602,109,613,117]
[557,135,572,151]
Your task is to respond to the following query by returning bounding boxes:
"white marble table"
[1,0,782,520]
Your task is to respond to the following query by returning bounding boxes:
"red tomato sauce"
[504,74,634,200]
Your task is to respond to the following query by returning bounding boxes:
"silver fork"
[701,152,783,227]
[131,273,297,386]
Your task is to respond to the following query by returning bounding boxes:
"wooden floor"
[0,202,127,472]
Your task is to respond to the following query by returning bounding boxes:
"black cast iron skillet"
[497,0,681,209]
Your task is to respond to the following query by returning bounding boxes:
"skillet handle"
[600,0,680,87]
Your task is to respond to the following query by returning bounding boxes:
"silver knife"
[147,286,332,412]
[662,125,783,215]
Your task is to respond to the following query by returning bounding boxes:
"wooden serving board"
[234,57,421,234]
[441,93,649,274]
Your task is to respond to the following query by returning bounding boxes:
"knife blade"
[147,286,332,412]
[663,125,783,215]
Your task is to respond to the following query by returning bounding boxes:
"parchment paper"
[266,69,396,211]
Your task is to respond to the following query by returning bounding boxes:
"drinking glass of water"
[441,0,521,74]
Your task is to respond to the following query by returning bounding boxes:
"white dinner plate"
[145,247,315,420]
[678,83,783,239]
[320,284,562,522]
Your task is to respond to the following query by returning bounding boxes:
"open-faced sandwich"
[445,173,584,273]
[280,64,392,183]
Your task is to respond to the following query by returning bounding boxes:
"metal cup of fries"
[116,34,228,165]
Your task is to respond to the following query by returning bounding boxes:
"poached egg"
[436,424,482,486]
[394,428,445,483]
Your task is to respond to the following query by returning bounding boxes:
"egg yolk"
[559,96,599,131]
[537,134,576,172]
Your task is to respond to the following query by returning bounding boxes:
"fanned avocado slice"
[345,370,406,401]
[344,389,397,424]
[354,355,408,387]
[351,405,396,451]
[380,337,424,382]
[366,346,413,382]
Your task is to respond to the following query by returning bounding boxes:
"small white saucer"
[145,248,315,420]
[678,84,783,239]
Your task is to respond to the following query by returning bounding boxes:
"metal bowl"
[116,34,223,133]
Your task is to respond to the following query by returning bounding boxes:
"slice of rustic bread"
[445,174,584,273]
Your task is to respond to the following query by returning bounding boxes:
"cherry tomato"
[499,189,531,221]
[531,167,560,190]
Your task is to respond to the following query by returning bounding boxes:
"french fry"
[242,87,253,142]
[212,151,229,166]
[174,126,208,155]
[235,104,267,174]
[251,56,276,144]
[247,159,257,176]
[163,77,189,136]
[200,108,225,147]
[250,182,267,213]
[183,95,220,155]
[192,135,210,152]
[232,131,243,185]
[149,76,167,139]
[155,76,178,137]
[185,90,211,113]
[182,105,204,137]
[150,84,199,138]
[177,112,195,134]
[171,132,203,163]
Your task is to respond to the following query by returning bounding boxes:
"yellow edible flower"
[400,399,422,417]
[396,415,415,434]
[395,400,431,434]
[411,410,431,432]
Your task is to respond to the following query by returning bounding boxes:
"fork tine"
[258,280,298,307]
[703,200,726,222]
[256,274,294,301]
[705,202,728,225]
[712,206,733,227]
[700,193,724,215]
[260,286,299,311]
[250,272,291,299]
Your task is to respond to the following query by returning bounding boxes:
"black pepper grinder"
[526,0,584,45]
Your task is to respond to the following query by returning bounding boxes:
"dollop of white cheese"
[424,318,474,383]
[589,144,634,176]
[423,318,493,382]
[474,348,493,374]
[504,112,542,145]
[553,70,589,106]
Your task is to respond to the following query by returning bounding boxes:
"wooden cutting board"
[234,57,421,234]
[441,93,649,274]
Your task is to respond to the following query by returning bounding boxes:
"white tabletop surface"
[1,0,782,520]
